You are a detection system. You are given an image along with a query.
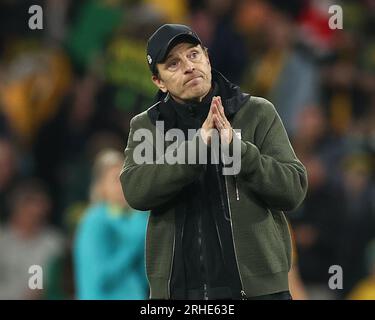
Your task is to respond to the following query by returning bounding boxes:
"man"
[120,24,308,300]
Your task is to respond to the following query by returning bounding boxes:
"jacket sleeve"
[234,98,308,212]
[120,115,206,211]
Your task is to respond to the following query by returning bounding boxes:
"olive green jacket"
[120,94,308,299]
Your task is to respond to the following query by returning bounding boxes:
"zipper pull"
[234,176,240,201]
[240,290,248,300]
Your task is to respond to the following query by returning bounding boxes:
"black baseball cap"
[146,24,202,75]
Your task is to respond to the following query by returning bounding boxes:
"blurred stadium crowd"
[0,0,374,299]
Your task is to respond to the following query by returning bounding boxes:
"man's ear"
[151,74,168,93]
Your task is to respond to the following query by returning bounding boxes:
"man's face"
[152,42,212,103]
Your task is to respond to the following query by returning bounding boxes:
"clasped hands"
[201,96,233,145]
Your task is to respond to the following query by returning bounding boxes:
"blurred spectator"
[32,73,124,225]
[296,0,336,55]
[336,153,375,297]
[0,179,64,299]
[289,105,343,299]
[290,104,375,299]
[65,0,125,73]
[0,47,72,147]
[73,149,149,300]
[206,0,249,84]
[242,8,320,135]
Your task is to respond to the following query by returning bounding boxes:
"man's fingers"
[204,97,217,127]
[208,96,231,132]
[208,97,219,120]
[213,114,219,129]
[212,98,229,129]
[212,99,222,116]
[210,98,221,122]
[211,96,225,119]
[217,96,227,121]
[211,97,219,112]
[205,108,212,124]
[213,114,225,130]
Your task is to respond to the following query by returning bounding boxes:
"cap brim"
[156,33,201,64]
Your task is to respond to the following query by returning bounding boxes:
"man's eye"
[168,60,178,68]
[190,51,199,59]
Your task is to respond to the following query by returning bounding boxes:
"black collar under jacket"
[147,69,251,131]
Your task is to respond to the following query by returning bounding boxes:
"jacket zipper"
[198,205,209,300]
[145,215,152,299]
[224,175,248,300]
[234,175,240,200]
[203,283,208,300]
[214,160,231,221]
[213,164,229,267]
[167,230,176,299]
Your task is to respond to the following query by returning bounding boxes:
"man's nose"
[182,58,195,73]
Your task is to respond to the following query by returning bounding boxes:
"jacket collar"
[147,69,250,130]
